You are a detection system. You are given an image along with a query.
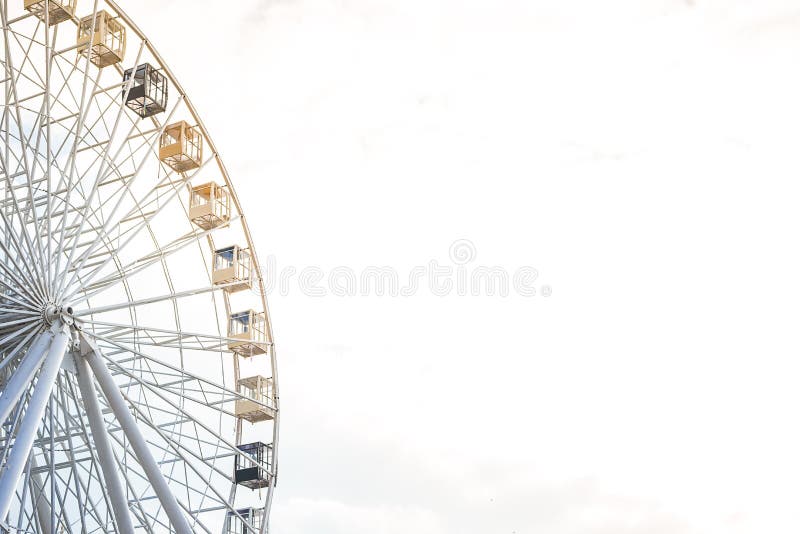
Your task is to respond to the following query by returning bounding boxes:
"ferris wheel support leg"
[0,324,69,524]
[74,350,136,534]
[0,333,51,425]
[81,336,194,534]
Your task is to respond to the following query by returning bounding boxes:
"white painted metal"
[0,332,49,425]
[74,344,135,534]
[0,324,69,522]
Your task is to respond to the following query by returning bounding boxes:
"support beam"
[80,335,193,534]
[0,332,49,425]
[0,325,69,523]
[74,350,136,534]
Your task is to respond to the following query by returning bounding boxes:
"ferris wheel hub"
[42,304,58,323]
[41,303,75,326]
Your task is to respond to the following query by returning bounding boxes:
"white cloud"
[278,498,446,534]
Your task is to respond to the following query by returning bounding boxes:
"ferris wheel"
[0,0,280,533]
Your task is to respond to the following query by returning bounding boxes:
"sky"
[121,1,800,532]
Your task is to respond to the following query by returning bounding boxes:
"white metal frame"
[0,1,280,532]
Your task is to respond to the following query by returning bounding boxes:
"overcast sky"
[122,1,800,532]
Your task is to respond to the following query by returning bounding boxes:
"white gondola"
[228,310,268,356]
[189,182,231,230]
[77,10,126,67]
[236,376,276,423]
[159,120,203,172]
[24,0,75,25]
[213,245,253,292]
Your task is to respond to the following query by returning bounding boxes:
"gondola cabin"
[159,121,202,172]
[24,0,75,25]
[235,376,276,423]
[77,10,126,68]
[123,63,167,118]
[225,508,264,534]
[235,442,273,490]
[228,310,267,356]
[213,246,252,293]
[189,182,230,230]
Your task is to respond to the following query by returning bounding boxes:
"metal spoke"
[78,280,246,317]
